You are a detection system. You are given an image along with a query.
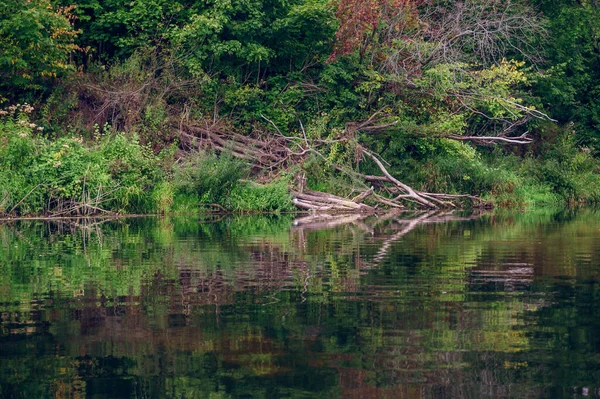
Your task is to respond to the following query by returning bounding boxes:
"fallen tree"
[173,118,490,212]
[292,189,376,213]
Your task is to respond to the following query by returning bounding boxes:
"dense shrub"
[227,180,294,213]
[0,105,167,216]
[174,151,248,205]
[173,151,293,212]
[0,0,78,100]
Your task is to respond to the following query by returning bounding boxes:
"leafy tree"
[168,0,335,79]
[62,0,335,78]
[326,0,548,148]
[0,0,78,100]
[532,0,600,150]
[62,0,189,61]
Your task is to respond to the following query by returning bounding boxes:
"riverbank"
[2,106,599,218]
[2,0,600,218]
[0,111,600,218]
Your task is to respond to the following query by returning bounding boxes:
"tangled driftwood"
[174,119,489,212]
[292,189,376,213]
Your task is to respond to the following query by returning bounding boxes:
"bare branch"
[445,132,533,145]
[360,148,438,209]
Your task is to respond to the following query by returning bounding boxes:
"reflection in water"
[1,209,600,398]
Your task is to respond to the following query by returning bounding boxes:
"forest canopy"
[1,0,600,216]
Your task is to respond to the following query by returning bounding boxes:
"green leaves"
[66,0,187,59]
[0,0,78,97]
[174,151,249,206]
[66,0,334,80]
[0,108,167,216]
[533,0,600,148]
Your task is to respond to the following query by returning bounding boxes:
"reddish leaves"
[329,0,423,61]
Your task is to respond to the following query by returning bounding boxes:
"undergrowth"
[2,103,599,217]
[395,135,600,209]
[0,105,167,216]
[173,151,294,213]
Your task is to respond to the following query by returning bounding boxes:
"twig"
[260,114,283,136]
[8,184,45,215]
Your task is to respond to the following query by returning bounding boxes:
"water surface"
[1,210,600,398]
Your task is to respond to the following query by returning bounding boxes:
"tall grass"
[173,151,294,213]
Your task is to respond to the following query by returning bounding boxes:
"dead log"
[173,118,485,212]
[292,199,335,211]
[292,190,376,213]
[361,148,437,209]
[445,133,533,145]
[294,192,361,209]
[352,187,374,203]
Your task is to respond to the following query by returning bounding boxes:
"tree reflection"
[0,210,599,398]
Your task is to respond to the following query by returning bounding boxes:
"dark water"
[1,209,600,398]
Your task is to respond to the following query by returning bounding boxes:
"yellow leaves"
[504,361,528,369]
[476,59,528,86]
[55,4,78,19]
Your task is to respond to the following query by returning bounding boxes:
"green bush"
[402,149,564,209]
[173,152,294,213]
[0,0,78,99]
[521,130,600,204]
[227,180,294,213]
[174,151,249,205]
[0,106,167,216]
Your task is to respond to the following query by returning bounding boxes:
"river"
[0,209,599,398]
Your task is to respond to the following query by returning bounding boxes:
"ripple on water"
[0,211,600,398]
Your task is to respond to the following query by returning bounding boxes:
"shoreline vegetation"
[2,0,600,218]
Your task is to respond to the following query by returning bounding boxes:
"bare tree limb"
[445,133,533,145]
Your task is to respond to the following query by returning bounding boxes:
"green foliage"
[524,129,600,204]
[98,132,164,211]
[65,0,335,78]
[174,152,294,212]
[227,180,294,213]
[151,181,174,214]
[400,127,600,209]
[169,0,335,76]
[0,0,78,99]
[0,106,167,215]
[174,151,249,205]
[63,0,188,60]
[2,0,600,213]
[533,0,600,150]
